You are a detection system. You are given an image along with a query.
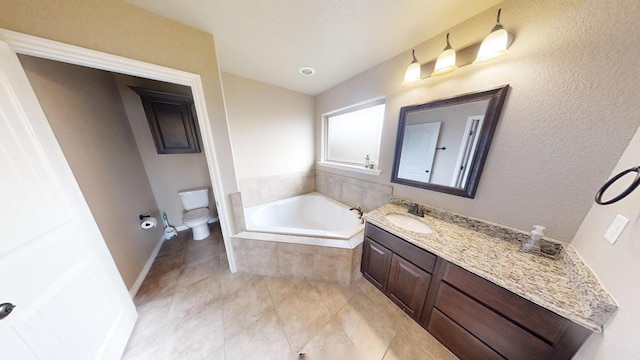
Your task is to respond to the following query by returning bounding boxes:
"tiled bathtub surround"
[366,203,618,333]
[230,191,246,232]
[316,170,392,212]
[231,236,363,286]
[238,170,315,207]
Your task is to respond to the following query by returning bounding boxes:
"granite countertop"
[364,203,618,333]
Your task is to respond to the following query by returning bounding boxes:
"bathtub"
[234,192,364,285]
[244,192,364,242]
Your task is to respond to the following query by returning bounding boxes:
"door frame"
[0,28,237,272]
[450,115,484,188]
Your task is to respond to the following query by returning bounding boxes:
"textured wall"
[19,55,162,290]
[238,170,315,208]
[114,75,215,227]
[571,124,640,359]
[315,0,640,241]
[315,170,392,213]
[222,72,315,179]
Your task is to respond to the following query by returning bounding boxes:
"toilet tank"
[178,187,210,210]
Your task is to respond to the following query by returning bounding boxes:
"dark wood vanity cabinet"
[424,261,592,360]
[361,224,435,320]
[387,255,431,319]
[361,223,592,360]
[361,237,393,291]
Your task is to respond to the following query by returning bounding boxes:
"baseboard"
[128,234,164,298]
[175,216,219,232]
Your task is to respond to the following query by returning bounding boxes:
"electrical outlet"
[604,214,629,245]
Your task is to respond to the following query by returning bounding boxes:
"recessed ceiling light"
[299,67,315,76]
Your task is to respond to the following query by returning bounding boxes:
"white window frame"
[318,97,385,176]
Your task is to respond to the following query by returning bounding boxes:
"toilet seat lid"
[183,208,210,222]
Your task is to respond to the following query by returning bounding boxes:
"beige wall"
[113,75,215,228]
[222,72,315,179]
[0,0,238,233]
[19,55,162,290]
[315,0,640,241]
[571,123,640,359]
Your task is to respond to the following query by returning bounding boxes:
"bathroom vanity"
[362,204,617,360]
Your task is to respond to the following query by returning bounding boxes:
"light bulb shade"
[432,48,457,76]
[403,62,421,83]
[474,27,508,64]
[403,50,421,84]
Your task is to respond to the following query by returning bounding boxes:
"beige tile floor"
[122,224,457,360]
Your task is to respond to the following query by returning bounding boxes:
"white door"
[0,41,136,359]
[398,122,442,182]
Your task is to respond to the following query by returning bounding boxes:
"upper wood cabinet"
[130,87,201,154]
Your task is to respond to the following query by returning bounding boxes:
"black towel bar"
[595,166,640,205]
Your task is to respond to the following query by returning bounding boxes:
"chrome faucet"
[407,202,424,217]
[349,207,364,223]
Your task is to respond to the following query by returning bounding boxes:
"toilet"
[178,187,212,241]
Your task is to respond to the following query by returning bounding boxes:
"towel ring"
[595,166,640,205]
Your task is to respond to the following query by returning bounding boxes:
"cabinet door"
[130,87,201,154]
[361,238,393,291]
[387,254,431,319]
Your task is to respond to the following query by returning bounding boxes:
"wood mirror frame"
[391,85,509,198]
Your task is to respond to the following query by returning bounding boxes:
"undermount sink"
[385,213,433,234]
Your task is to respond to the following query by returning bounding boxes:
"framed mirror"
[391,85,509,198]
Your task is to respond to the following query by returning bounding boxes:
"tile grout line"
[297,283,342,354]
[356,279,403,359]
[263,276,297,356]
[380,332,399,360]
[331,293,361,353]
[358,279,454,359]
[218,273,227,360]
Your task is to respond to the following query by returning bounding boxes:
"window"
[323,99,385,171]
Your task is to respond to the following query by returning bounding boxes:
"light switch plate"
[604,214,629,245]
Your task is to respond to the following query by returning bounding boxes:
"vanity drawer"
[365,223,436,273]
[442,262,567,343]
[427,309,504,360]
[435,282,554,360]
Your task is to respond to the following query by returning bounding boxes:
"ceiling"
[124,0,502,95]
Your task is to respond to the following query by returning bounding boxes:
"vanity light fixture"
[432,33,457,76]
[401,8,512,85]
[402,49,421,84]
[474,9,509,64]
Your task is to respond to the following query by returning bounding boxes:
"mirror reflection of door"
[452,115,484,188]
[398,122,441,182]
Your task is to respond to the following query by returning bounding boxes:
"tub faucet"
[408,203,424,217]
[349,207,364,223]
